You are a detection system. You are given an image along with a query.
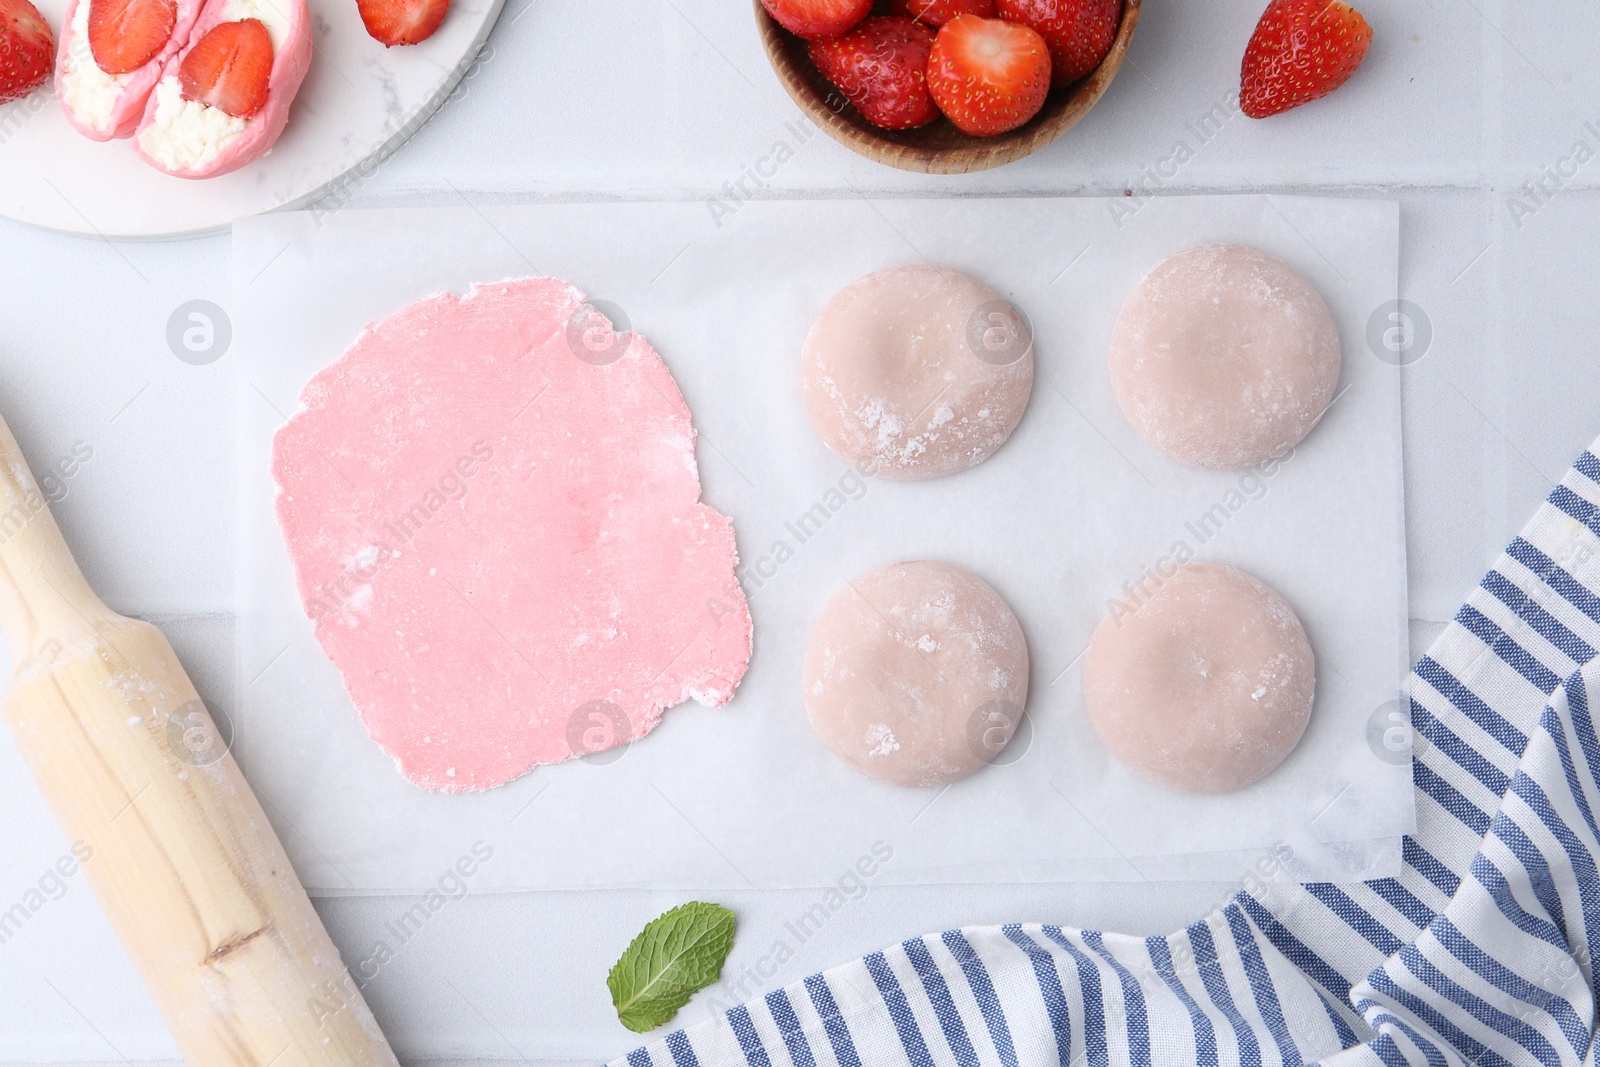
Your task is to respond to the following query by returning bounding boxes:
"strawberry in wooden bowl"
[809,15,938,132]
[998,0,1120,87]
[754,0,1140,173]
[889,0,995,29]
[926,14,1051,137]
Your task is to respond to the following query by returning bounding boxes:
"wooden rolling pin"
[0,412,398,1067]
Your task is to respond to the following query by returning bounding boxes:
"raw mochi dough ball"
[1082,562,1314,794]
[1109,244,1341,470]
[804,560,1030,787]
[802,264,1035,480]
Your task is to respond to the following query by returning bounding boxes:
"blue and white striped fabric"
[613,441,1600,1067]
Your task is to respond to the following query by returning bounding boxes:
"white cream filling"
[135,0,291,170]
[138,77,245,170]
[60,0,135,132]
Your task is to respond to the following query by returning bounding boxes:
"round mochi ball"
[803,560,1030,787]
[1109,244,1341,470]
[802,264,1035,480]
[1082,562,1315,794]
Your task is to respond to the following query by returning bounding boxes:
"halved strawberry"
[810,16,938,131]
[178,18,272,118]
[760,0,870,41]
[357,0,448,46]
[926,14,1050,137]
[996,0,1119,87]
[87,0,176,75]
[888,0,995,30]
[1240,0,1372,118]
[0,0,52,103]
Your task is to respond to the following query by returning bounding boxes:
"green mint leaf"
[607,901,737,1034]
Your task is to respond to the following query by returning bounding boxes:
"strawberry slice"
[997,0,1119,87]
[810,16,938,132]
[888,0,995,30]
[760,0,871,41]
[1240,0,1372,118]
[0,0,53,103]
[178,18,273,118]
[926,14,1050,137]
[87,0,177,75]
[357,0,448,46]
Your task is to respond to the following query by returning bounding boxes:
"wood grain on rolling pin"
[0,413,397,1067]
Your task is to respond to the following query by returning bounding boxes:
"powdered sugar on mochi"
[1082,562,1314,795]
[1109,244,1341,471]
[801,265,1034,481]
[272,278,752,793]
[803,560,1029,788]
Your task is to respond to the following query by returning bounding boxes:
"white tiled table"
[1,0,1597,1063]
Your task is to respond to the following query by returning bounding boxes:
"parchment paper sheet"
[233,195,1410,892]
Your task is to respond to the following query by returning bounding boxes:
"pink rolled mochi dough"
[272,278,752,793]
[803,560,1029,787]
[802,264,1034,480]
[1082,562,1314,794]
[1109,244,1341,470]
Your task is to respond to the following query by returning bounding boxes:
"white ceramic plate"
[0,0,503,239]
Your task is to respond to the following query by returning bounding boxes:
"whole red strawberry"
[811,16,939,131]
[888,0,995,30]
[761,0,871,41]
[1240,0,1372,118]
[0,0,52,104]
[997,0,1119,87]
[926,14,1050,137]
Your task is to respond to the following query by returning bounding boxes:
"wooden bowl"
[754,0,1141,174]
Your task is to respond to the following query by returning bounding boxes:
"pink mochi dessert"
[54,0,205,140]
[131,0,311,179]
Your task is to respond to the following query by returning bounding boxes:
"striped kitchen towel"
[613,441,1600,1067]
